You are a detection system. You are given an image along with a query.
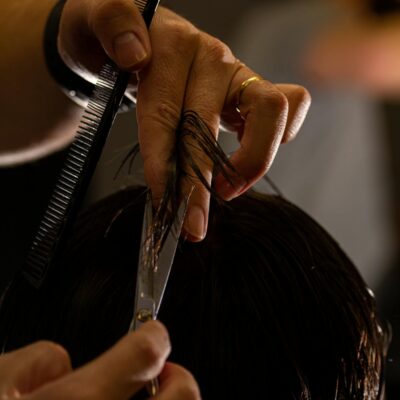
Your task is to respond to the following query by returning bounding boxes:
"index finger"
[25,321,171,400]
[154,363,201,400]
[136,10,199,205]
[0,341,71,396]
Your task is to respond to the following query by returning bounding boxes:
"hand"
[303,14,400,97]
[0,321,200,399]
[59,0,311,241]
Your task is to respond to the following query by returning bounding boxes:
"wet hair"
[0,185,387,399]
[0,111,387,398]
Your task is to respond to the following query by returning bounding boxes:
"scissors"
[129,193,190,395]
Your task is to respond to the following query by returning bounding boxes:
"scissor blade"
[153,198,189,315]
[131,195,154,331]
[138,194,153,286]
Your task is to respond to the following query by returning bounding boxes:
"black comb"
[23,0,160,288]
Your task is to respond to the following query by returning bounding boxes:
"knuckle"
[140,100,181,132]
[258,91,289,115]
[149,320,169,338]
[33,341,71,367]
[175,369,201,399]
[156,101,182,125]
[201,36,232,64]
[292,85,312,107]
[135,334,164,367]
[161,20,200,55]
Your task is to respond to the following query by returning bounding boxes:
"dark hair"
[0,185,387,399]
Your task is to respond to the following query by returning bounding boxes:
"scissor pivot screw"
[137,309,153,323]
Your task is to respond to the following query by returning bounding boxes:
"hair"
[0,185,387,399]
[0,111,388,398]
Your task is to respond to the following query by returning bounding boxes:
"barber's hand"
[59,0,311,241]
[0,321,200,399]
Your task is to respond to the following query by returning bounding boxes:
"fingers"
[215,67,288,200]
[216,67,311,200]
[154,363,201,400]
[88,0,151,70]
[25,321,171,400]
[58,1,310,240]
[137,8,310,237]
[59,0,151,75]
[137,11,240,240]
[136,10,199,206]
[180,35,236,241]
[275,83,311,143]
[79,320,170,392]
[0,341,71,396]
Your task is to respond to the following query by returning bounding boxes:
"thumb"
[0,341,72,397]
[60,0,151,73]
[25,321,170,400]
[89,0,151,70]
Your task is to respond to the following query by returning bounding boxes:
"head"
[0,185,387,399]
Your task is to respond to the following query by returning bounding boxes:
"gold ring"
[236,76,263,120]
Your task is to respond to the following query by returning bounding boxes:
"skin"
[0,0,311,241]
[0,0,311,394]
[0,0,82,154]
[0,321,201,400]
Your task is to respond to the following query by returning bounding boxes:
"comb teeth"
[24,0,159,288]
[135,0,148,13]
[24,64,120,288]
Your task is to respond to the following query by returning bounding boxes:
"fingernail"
[184,206,206,241]
[113,32,147,69]
[217,180,247,201]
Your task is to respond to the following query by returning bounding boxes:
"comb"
[23,0,160,288]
